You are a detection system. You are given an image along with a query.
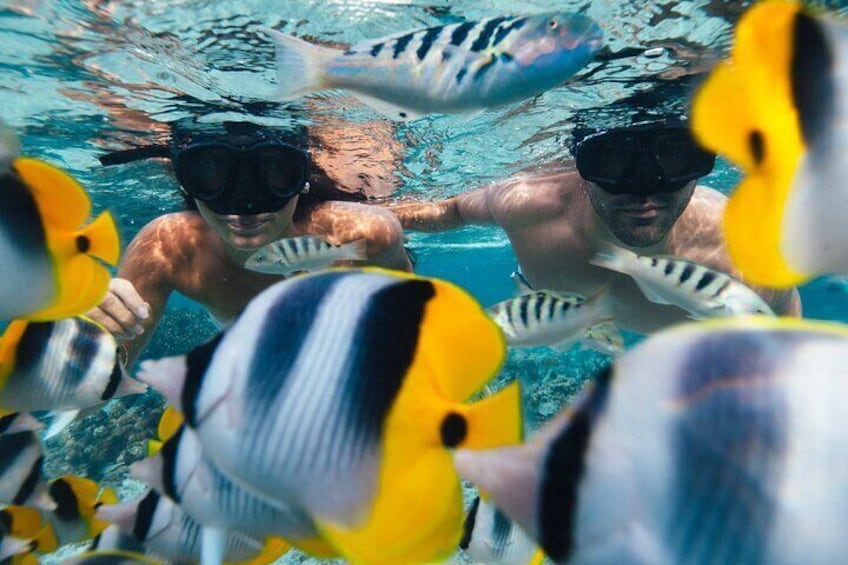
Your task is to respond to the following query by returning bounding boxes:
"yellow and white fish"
[0,431,55,511]
[0,120,120,321]
[0,317,146,437]
[487,290,619,353]
[460,496,545,565]
[265,12,602,121]
[244,235,368,275]
[1,475,117,555]
[137,268,522,565]
[455,317,848,563]
[96,489,291,565]
[590,242,774,318]
[692,1,848,287]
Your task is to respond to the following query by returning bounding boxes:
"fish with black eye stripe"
[134,268,522,565]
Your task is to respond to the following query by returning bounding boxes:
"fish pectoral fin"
[459,380,523,448]
[631,279,672,305]
[43,409,81,440]
[548,337,579,353]
[348,91,425,122]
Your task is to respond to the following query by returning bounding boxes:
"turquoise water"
[4,0,848,562]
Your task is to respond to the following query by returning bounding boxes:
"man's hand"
[86,278,151,341]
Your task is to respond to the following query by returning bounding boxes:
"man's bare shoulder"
[485,170,581,228]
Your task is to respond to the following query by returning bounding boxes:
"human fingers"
[86,279,149,340]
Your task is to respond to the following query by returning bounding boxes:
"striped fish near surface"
[487,290,619,353]
[244,236,368,276]
[264,12,602,121]
[454,317,848,564]
[590,242,775,318]
[136,268,522,565]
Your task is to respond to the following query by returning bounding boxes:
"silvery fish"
[264,12,603,121]
[590,242,775,318]
[455,317,848,564]
[487,290,615,352]
[244,235,368,275]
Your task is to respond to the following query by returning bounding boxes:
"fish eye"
[548,19,559,30]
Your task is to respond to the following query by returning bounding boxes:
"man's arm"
[386,186,497,232]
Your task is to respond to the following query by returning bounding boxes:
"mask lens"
[249,145,308,199]
[174,144,238,200]
[651,128,715,182]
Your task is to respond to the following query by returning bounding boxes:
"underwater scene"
[3,0,848,563]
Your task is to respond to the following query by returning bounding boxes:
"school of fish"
[9,2,848,565]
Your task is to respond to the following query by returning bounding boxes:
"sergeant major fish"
[454,317,848,563]
[264,12,602,121]
[0,120,120,321]
[244,236,368,276]
[693,1,848,288]
[137,268,522,565]
[590,242,775,318]
[487,290,619,353]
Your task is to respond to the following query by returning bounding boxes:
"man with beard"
[388,117,801,334]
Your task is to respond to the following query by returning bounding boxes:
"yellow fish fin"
[527,548,547,565]
[157,405,184,443]
[11,552,40,565]
[2,506,44,540]
[0,321,28,392]
[12,157,91,230]
[225,536,292,565]
[77,211,121,266]
[692,1,809,287]
[26,253,111,321]
[287,535,339,558]
[417,277,506,401]
[457,380,523,448]
[146,439,163,457]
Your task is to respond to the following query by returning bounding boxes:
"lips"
[223,215,273,233]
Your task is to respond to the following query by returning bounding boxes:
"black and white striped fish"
[488,290,617,353]
[590,242,775,318]
[137,268,521,565]
[244,235,368,275]
[0,431,54,511]
[460,496,544,565]
[264,12,602,121]
[96,489,291,565]
[455,317,848,563]
[0,317,146,435]
[0,412,41,434]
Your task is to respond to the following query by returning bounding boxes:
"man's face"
[586,180,697,247]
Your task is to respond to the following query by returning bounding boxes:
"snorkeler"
[87,120,411,367]
[388,115,801,334]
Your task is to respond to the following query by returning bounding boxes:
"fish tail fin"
[77,211,121,266]
[146,439,162,457]
[228,536,293,565]
[111,372,148,399]
[261,27,336,100]
[588,241,633,274]
[0,534,33,562]
[460,381,523,448]
[156,405,184,443]
[11,550,40,565]
[340,238,369,262]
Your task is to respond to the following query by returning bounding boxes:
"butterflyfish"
[137,268,522,564]
[460,496,546,565]
[0,317,146,437]
[265,13,602,121]
[57,549,164,565]
[0,430,55,511]
[0,123,120,320]
[455,316,848,563]
[692,1,848,287]
[590,241,775,318]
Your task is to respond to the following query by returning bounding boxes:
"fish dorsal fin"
[0,321,28,390]
[12,158,91,230]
